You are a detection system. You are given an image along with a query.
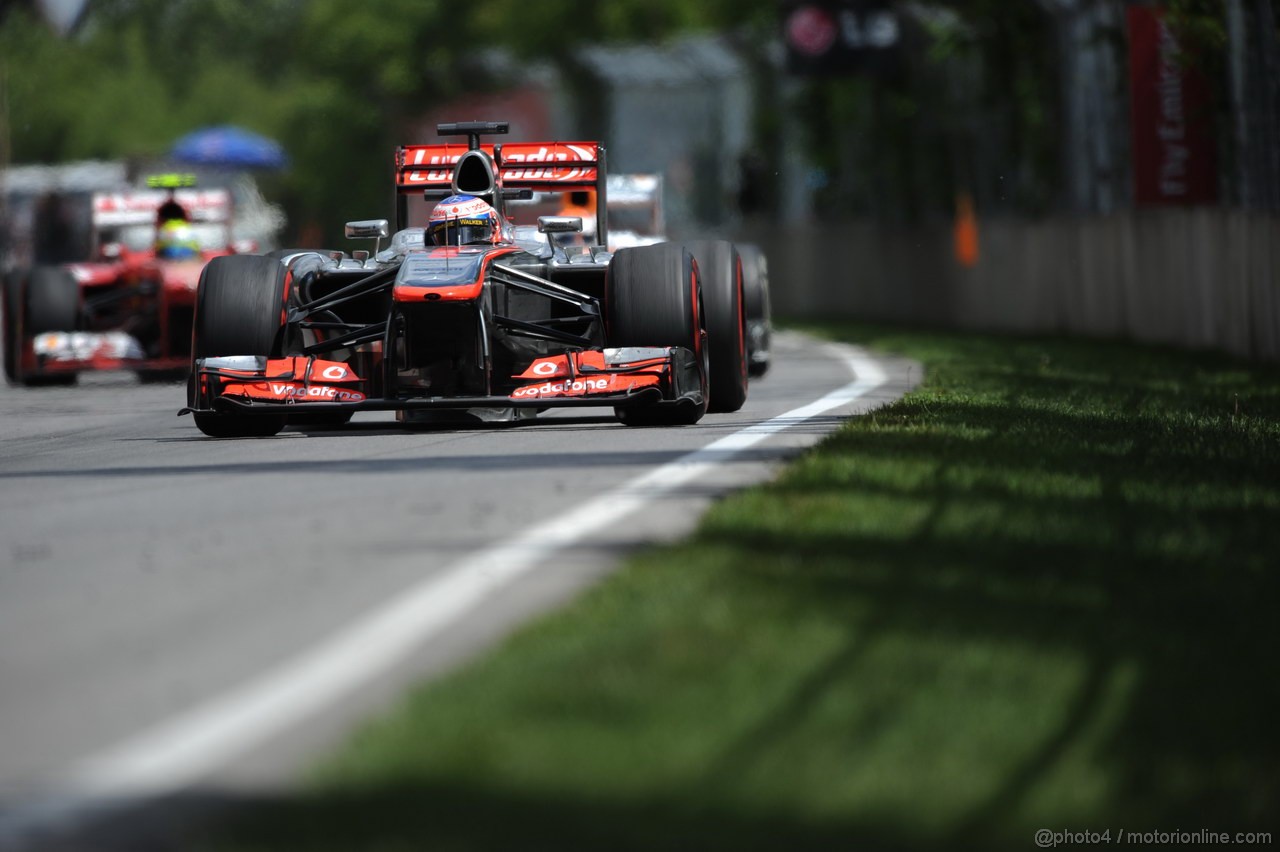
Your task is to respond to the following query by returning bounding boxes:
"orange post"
[953,192,980,268]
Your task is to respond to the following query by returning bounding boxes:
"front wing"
[20,331,187,377]
[182,347,703,418]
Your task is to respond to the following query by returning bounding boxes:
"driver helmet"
[427,194,505,246]
[155,218,200,259]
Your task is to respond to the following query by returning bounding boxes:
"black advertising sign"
[782,0,904,77]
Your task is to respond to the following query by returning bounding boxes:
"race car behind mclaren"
[182,121,750,437]
[3,175,246,386]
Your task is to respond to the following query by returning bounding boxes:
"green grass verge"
[212,324,1279,851]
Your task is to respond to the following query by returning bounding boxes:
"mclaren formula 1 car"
[3,176,242,386]
[181,121,749,437]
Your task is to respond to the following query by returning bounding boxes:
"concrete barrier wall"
[737,210,1280,361]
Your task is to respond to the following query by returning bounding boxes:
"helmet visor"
[427,217,493,246]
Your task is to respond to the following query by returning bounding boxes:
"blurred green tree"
[13,0,1214,235]
[2,0,784,241]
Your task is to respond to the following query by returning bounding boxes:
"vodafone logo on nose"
[511,378,609,398]
[267,383,366,401]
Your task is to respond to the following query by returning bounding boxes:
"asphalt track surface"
[0,331,918,850]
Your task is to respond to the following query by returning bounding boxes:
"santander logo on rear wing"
[396,142,601,192]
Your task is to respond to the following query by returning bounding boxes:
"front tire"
[20,267,80,386]
[191,255,290,437]
[265,248,322,262]
[686,240,748,412]
[606,243,707,426]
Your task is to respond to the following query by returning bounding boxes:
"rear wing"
[93,188,231,228]
[396,142,602,190]
[394,132,609,245]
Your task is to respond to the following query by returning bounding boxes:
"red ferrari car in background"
[3,175,245,385]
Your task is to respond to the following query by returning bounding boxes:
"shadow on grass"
[717,331,1280,838]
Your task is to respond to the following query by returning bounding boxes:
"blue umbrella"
[170,125,288,170]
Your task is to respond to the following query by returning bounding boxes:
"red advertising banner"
[1127,6,1218,205]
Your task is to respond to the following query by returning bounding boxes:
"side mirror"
[345,219,390,239]
[535,216,586,249]
[537,216,583,234]
[345,219,389,256]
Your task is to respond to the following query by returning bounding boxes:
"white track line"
[0,342,888,848]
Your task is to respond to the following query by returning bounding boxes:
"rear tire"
[191,255,290,437]
[606,243,707,426]
[738,243,772,378]
[686,240,748,412]
[20,267,80,386]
